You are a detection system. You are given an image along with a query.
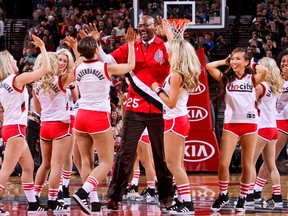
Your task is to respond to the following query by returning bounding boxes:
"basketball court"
[1,174,288,215]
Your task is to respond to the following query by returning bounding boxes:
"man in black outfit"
[99,15,174,209]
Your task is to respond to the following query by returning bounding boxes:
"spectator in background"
[98,20,109,36]
[27,11,41,30]
[248,32,263,49]
[148,2,164,20]
[204,32,215,52]
[266,49,273,58]
[113,19,126,37]
[103,36,117,53]
[19,48,36,71]
[196,4,207,24]
[280,36,288,51]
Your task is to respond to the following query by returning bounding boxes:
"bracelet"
[154,87,164,96]
[251,62,258,70]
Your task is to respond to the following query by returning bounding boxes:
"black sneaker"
[263,194,283,206]
[170,201,195,214]
[245,193,254,205]
[57,190,65,206]
[127,185,138,194]
[154,187,159,198]
[63,186,70,198]
[72,188,91,215]
[162,198,182,213]
[35,195,41,204]
[91,202,103,212]
[254,190,264,203]
[124,187,128,195]
[211,193,229,211]
[235,196,245,212]
[63,186,71,208]
[47,200,67,212]
[27,202,47,212]
[140,187,155,197]
[173,184,178,198]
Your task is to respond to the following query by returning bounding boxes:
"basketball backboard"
[133,0,228,31]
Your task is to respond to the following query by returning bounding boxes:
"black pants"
[26,119,40,159]
[108,111,173,201]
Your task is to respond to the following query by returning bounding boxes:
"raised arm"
[60,68,75,89]
[107,27,135,76]
[14,35,50,89]
[206,56,230,83]
[84,23,116,64]
[97,44,116,63]
[64,36,80,61]
[161,18,173,43]
[253,63,268,86]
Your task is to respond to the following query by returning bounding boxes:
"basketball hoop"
[167,18,190,40]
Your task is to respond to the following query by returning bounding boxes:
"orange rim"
[167,18,190,30]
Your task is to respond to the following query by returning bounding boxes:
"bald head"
[138,15,156,41]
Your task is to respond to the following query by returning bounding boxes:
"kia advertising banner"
[184,48,220,172]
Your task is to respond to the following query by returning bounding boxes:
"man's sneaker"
[35,195,41,204]
[72,188,91,215]
[47,200,67,212]
[27,202,47,212]
[124,187,128,195]
[63,186,71,208]
[173,184,178,198]
[127,185,138,194]
[106,198,118,210]
[162,198,182,213]
[170,201,195,215]
[254,190,264,202]
[140,187,155,197]
[263,194,283,206]
[57,190,65,206]
[154,187,159,199]
[235,196,245,212]
[91,202,103,212]
[211,193,229,211]
[245,193,254,205]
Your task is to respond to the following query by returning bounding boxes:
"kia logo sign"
[187,106,208,122]
[190,83,206,95]
[184,140,215,162]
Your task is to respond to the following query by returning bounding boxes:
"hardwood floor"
[1,173,288,215]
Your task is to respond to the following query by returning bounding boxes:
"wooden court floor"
[1,173,288,215]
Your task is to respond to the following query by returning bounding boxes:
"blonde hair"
[56,48,75,72]
[33,52,58,93]
[169,39,201,90]
[0,50,15,81]
[258,57,283,95]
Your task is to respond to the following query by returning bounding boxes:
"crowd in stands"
[248,1,288,60]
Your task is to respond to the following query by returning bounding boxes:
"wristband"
[69,85,75,90]
[154,87,164,96]
[251,62,258,70]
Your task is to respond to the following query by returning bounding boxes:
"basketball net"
[167,18,190,40]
